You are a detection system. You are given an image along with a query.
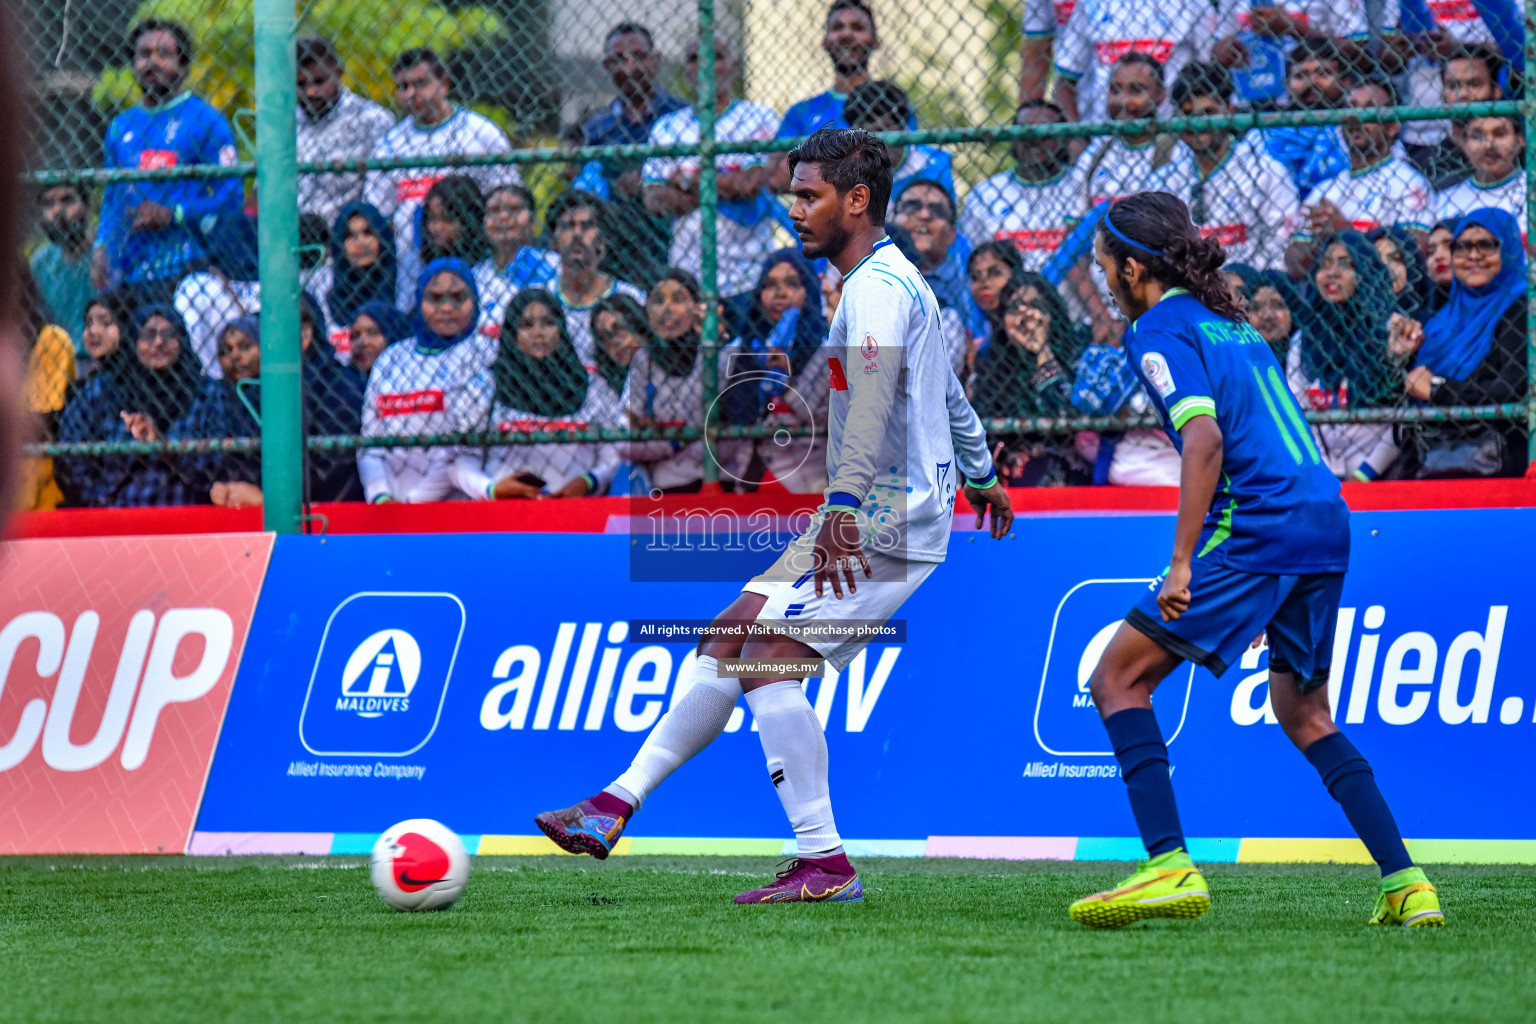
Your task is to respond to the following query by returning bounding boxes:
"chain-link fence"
[13,0,1534,517]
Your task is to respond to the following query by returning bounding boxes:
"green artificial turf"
[0,856,1530,1024]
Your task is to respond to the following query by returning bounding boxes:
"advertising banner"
[0,534,272,853]
[194,512,1536,861]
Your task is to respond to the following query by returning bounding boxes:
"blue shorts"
[1127,561,1344,690]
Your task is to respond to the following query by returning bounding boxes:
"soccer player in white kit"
[536,128,1014,903]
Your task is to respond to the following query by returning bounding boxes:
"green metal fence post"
[697,0,721,491]
[1525,0,1536,465]
[254,0,304,533]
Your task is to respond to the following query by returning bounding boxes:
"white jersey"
[643,101,781,297]
[824,238,992,563]
[173,272,260,378]
[1054,0,1217,122]
[451,371,624,498]
[1213,0,1369,41]
[957,168,1085,271]
[362,107,521,313]
[1024,0,1075,36]
[554,278,647,367]
[472,260,519,339]
[1298,158,1435,241]
[1436,173,1527,226]
[296,89,397,225]
[1151,133,1300,269]
[619,344,731,491]
[1083,137,1169,207]
[357,335,496,502]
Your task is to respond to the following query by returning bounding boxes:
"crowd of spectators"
[17,0,1532,509]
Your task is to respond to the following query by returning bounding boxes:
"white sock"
[608,655,740,810]
[744,679,841,857]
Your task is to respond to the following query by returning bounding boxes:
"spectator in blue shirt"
[581,23,686,286]
[30,183,95,350]
[481,184,560,291]
[769,0,913,191]
[91,20,242,309]
[55,304,205,506]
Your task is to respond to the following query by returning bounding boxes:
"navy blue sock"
[1304,732,1413,876]
[1104,707,1186,857]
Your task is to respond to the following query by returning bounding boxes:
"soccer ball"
[370,818,470,912]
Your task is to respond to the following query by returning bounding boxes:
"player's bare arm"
[1160,414,1223,622]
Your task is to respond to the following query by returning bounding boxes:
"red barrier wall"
[9,479,1535,538]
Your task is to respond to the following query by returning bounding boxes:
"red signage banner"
[0,533,272,853]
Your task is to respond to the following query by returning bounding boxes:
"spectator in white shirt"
[294,36,395,225]
[642,34,781,300]
[1407,44,1503,189]
[621,268,715,493]
[418,175,515,333]
[1436,115,1526,225]
[1289,76,1433,273]
[363,48,519,315]
[173,213,260,377]
[958,101,1082,265]
[547,189,646,366]
[1154,61,1299,269]
[358,257,491,503]
[1052,0,1216,123]
[453,289,622,500]
[480,183,560,292]
[1082,54,1173,207]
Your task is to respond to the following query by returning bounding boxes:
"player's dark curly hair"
[1099,191,1245,323]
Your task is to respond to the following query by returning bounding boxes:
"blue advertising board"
[195,509,1536,857]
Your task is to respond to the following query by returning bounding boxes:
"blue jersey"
[1124,290,1349,574]
[776,89,918,139]
[96,93,243,285]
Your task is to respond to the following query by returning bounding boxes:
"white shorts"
[740,532,938,672]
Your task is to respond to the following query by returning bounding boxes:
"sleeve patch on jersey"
[861,332,878,373]
[828,356,849,391]
[1141,352,1176,397]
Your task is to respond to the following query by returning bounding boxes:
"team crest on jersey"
[1141,352,1176,397]
[861,333,878,374]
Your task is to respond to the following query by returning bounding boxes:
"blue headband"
[1104,214,1163,258]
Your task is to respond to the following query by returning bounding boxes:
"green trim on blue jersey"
[1169,396,1216,430]
[1269,366,1322,464]
[1198,490,1238,558]
[1251,365,1304,465]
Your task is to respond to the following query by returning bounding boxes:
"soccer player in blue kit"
[1068,192,1444,930]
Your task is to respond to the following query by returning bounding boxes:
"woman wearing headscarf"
[590,292,650,410]
[1402,208,1528,478]
[177,311,364,506]
[620,268,723,494]
[970,273,1088,487]
[452,289,621,500]
[1369,226,1431,324]
[56,304,205,506]
[1424,219,1457,314]
[313,201,396,360]
[75,294,131,387]
[1295,231,1407,480]
[421,175,514,334]
[718,250,831,493]
[348,300,413,379]
[360,258,493,503]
